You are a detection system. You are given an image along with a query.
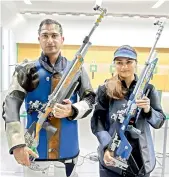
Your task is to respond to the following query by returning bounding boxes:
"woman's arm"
[91,85,112,149]
[142,85,166,129]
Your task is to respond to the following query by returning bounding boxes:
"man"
[2,19,95,177]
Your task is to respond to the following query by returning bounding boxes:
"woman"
[91,45,166,177]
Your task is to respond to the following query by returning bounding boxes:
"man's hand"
[52,99,73,118]
[136,96,150,113]
[13,146,39,166]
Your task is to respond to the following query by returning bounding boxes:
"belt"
[59,157,78,164]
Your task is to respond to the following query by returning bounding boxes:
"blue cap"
[114,45,137,60]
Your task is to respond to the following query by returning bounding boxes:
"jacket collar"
[39,52,67,74]
[119,74,138,89]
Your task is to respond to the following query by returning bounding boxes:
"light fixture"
[25,12,31,15]
[123,15,130,18]
[148,16,156,20]
[39,13,46,16]
[152,0,165,8]
[24,0,32,5]
[79,14,86,17]
[160,17,167,20]
[133,15,140,19]
[52,13,59,16]
[20,11,169,21]
[66,14,73,17]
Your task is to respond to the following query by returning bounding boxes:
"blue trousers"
[99,162,150,177]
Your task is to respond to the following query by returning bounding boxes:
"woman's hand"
[136,96,150,113]
[103,149,115,166]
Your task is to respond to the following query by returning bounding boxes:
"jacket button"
[48,148,52,152]
[46,77,50,81]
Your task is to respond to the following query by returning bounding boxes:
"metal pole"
[161,119,168,177]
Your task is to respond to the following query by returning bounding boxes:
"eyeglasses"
[115,60,135,67]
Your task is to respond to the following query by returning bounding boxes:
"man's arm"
[2,62,39,154]
[69,66,96,120]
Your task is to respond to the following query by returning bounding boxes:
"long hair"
[105,74,127,99]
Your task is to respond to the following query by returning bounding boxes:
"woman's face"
[114,57,137,79]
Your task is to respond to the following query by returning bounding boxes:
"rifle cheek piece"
[42,122,57,136]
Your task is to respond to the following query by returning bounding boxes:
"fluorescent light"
[24,0,32,5]
[148,16,156,20]
[123,15,130,18]
[152,0,165,8]
[79,14,86,17]
[160,17,167,20]
[133,15,140,19]
[39,13,46,16]
[66,14,72,17]
[25,12,31,15]
[52,13,59,16]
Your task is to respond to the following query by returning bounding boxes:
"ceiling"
[1,0,169,27]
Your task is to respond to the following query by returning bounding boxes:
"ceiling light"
[133,15,140,19]
[123,15,130,18]
[148,16,156,20]
[79,14,86,17]
[25,12,31,15]
[52,13,59,16]
[152,0,165,8]
[160,17,167,20]
[24,0,32,5]
[66,14,73,17]
[39,13,46,16]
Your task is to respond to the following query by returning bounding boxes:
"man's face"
[38,24,64,55]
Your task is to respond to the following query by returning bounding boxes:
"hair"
[106,45,137,99]
[105,74,127,100]
[38,19,63,36]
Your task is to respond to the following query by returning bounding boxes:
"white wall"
[2,28,10,91]
[12,16,169,48]
[0,27,2,92]
[1,28,17,91]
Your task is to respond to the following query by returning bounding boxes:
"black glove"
[17,64,39,92]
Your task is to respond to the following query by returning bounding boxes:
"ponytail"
[105,75,126,100]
